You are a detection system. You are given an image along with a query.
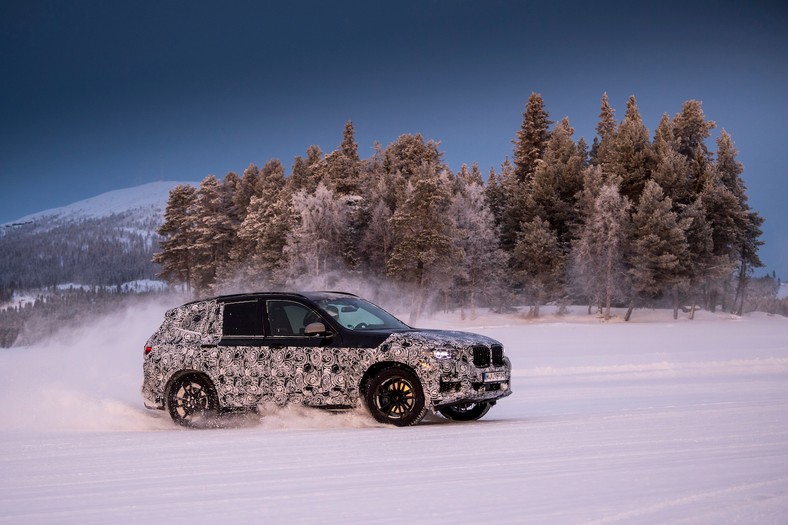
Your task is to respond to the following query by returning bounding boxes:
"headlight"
[433,348,455,360]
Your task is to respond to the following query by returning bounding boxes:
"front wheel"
[166,373,219,428]
[365,367,427,427]
[438,402,491,421]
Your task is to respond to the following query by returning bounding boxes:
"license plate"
[483,371,507,382]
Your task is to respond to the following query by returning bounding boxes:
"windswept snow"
[1,304,787,523]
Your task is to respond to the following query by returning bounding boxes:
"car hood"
[390,328,501,349]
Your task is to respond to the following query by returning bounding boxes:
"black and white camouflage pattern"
[142,299,512,411]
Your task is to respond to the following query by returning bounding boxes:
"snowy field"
[1,301,788,524]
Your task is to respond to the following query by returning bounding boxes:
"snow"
[2,181,198,225]
[1,303,788,523]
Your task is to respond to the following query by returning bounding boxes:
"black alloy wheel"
[365,367,427,427]
[438,402,491,421]
[166,374,220,428]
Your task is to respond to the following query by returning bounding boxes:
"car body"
[142,291,512,426]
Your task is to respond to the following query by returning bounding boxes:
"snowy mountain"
[2,181,197,228]
[0,181,197,291]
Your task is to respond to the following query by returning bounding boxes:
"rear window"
[222,300,263,337]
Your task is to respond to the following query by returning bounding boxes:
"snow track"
[1,304,787,523]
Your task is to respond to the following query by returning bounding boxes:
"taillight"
[144,346,152,355]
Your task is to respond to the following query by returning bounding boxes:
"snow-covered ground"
[1,302,787,524]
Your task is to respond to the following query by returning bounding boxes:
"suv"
[142,291,512,427]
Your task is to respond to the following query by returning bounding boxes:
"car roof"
[181,291,359,306]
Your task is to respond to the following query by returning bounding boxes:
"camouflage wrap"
[142,299,512,412]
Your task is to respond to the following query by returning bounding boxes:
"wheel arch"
[164,369,218,403]
[359,361,420,398]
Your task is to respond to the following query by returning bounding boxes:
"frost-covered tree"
[317,121,362,197]
[231,161,291,288]
[387,163,460,323]
[513,92,551,183]
[450,178,508,316]
[383,133,443,180]
[154,184,198,290]
[357,187,393,278]
[511,217,564,318]
[572,179,630,320]
[233,163,260,223]
[283,183,351,286]
[626,180,690,320]
[288,146,322,195]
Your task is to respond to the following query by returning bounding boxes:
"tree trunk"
[735,259,748,316]
[672,285,679,320]
[624,298,635,322]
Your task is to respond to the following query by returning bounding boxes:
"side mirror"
[304,322,328,336]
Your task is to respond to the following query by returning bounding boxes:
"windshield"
[313,297,410,331]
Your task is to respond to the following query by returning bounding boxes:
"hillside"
[0,181,196,291]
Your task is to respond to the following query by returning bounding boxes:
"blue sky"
[2,0,787,278]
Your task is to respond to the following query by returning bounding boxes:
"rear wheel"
[438,402,491,421]
[365,367,427,427]
[166,374,219,428]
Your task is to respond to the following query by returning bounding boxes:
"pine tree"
[511,217,564,318]
[498,157,531,253]
[387,163,460,323]
[513,93,551,183]
[714,130,763,314]
[591,92,616,169]
[672,100,715,191]
[652,115,693,209]
[626,180,690,320]
[341,120,360,162]
[154,184,197,290]
[696,171,742,311]
[611,95,654,203]
[680,197,725,317]
[190,176,237,293]
[530,117,585,248]
[484,166,505,228]
[383,133,443,180]
[233,163,260,223]
[318,121,362,196]
[231,160,290,288]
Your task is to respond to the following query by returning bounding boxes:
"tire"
[438,402,491,421]
[166,373,220,428]
[365,367,427,427]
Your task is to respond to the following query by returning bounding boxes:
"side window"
[222,300,263,337]
[267,300,321,337]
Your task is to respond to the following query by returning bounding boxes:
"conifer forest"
[154,94,778,322]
